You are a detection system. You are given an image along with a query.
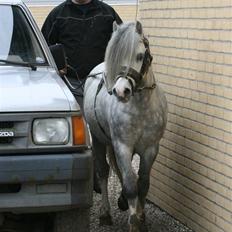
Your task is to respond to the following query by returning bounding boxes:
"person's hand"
[59,66,67,76]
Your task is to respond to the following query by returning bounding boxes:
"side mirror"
[49,44,67,70]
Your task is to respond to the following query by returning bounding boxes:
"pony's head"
[104,21,153,103]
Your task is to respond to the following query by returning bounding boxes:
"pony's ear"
[136,21,143,35]
[113,21,119,32]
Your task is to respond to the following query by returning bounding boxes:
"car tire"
[54,208,90,232]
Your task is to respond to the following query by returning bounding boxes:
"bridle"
[92,35,155,141]
[109,35,156,95]
[140,36,153,77]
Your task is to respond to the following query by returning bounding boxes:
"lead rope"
[134,0,157,92]
[135,0,139,20]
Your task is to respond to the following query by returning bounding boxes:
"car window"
[0,5,47,64]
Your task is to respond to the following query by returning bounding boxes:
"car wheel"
[54,208,90,232]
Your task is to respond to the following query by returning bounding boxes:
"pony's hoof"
[129,226,140,232]
[129,214,148,232]
[99,214,113,226]
[129,215,140,232]
[118,193,128,211]
[138,214,147,232]
[139,223,148,232]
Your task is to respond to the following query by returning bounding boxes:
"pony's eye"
[136,53,144,61]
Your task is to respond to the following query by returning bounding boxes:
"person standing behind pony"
[42,0,122,109]
[42,0,122,194]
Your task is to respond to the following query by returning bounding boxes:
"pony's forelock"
[104,22,140,89]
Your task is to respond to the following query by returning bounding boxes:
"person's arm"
[42,10,67,76]
[41,10,59,46]
[113,10,123,25]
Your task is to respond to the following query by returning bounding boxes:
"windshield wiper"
[0,59,37,71]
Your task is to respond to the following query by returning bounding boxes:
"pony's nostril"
[112,88,117,96]
[124,88,131,96]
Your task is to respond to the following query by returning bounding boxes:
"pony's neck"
[143,67,156,88]
[132,67,156,105]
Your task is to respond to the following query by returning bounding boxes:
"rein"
[92,73,111,142]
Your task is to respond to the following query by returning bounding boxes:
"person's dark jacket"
[42,0,122,81]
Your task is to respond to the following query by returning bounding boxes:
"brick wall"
[139,1,232,232]
[28,5,137,28]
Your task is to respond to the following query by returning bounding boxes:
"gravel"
[0,156,194,232]
[90,155,194,232]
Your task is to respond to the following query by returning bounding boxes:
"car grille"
[0,117,30,151]
[0,137,13,144]
[0,122,14,144]
[0,122,14,128]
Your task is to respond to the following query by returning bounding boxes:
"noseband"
[110,36,155,95]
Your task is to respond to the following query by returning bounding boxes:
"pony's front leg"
[113,142,140,232]
[137,144,160,231]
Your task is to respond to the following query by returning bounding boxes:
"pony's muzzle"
[112,87,132,102]
[112,77,133,102]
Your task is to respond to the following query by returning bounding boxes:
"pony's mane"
[104,22,140,89]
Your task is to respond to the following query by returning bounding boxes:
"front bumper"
[0,150,93,213]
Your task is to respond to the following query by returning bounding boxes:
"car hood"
[0,66,79,112]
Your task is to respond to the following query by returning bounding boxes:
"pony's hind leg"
[92,134,112,225]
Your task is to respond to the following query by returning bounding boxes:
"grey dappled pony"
[84,21,167,232]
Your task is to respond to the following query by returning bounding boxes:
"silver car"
[0,1,93,231]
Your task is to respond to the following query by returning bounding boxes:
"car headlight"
[33,118,69,145]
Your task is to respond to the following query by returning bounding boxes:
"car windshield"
[0,5,47,65]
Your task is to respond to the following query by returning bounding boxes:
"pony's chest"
[110,96,167,144]
[143,109,165,132]
[134,107,166,146]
